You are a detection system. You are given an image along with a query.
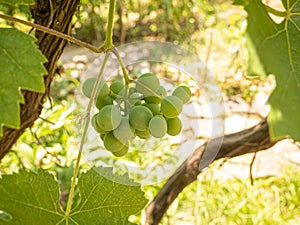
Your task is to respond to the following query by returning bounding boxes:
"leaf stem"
[0,13,105,53]
[65,52,111,218]
[112,47,130,85]
[263,4,286,17]
[100,0,116,50]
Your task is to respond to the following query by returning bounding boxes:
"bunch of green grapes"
[81,73,192,157]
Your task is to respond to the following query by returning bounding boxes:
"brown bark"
[0,0,80,160]
[145,119,278,225]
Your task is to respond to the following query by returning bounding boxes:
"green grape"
[111,145,129,157]
[128,92,143,105]
[134,100,142,105]
[82,78,109,98]
[144,85,167,104]
[129,105,153,130]
[95,95,114,110]
[143,103,160,115]
[103,132,128,152]
[91,114,108,134]
[110,80,124,97]
[167,117,182,136]
[113,117,135,143]
[97,80,110,98]
[82,77,95,98]
[149,115,167,138]
[135,73,160,96]
[161,95,183,118]
[95,105,122,131]
[135,129,151,139]
[172,86,192,104]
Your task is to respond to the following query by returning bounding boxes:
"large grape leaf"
[0,170,64,224]
[68,167,148,225]
[0,167,148,225]
[235,0,300,141]
[0,28,47,136]
[0,0,34,5]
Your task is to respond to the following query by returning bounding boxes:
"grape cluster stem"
[65,52,110,220]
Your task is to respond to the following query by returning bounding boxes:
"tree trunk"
[0,0,80,160]
[145,119,278,225]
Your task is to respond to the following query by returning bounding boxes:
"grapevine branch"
[145,118,279,225]
[0,0,116,53]
[0,13,104,53]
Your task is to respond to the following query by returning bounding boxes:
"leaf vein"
[6,198,63,217]
[289,0,300,11]
[260,29,285,51]
[77,175,105,212]
[71,203,145,214]
[285,19,294,71]
[0,47,22,70]
[99,182,121,207]
[46,177,61,214]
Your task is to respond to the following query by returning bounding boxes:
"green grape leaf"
[0,168,148,225]
[0,28,47,136]
[236,0,300,141]
[0,0,34,5]
[69,167,148,225]
[0,170,64,224]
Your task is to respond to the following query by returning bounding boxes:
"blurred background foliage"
[1,0,300,224]
[76,0,205,45]
[73,0,264,103]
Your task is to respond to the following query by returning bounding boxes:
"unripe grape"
[91,114,108,134]
[167,117,182,136]
[95,95,114,110]
[128,92,143,105]
[96,105,122,131]
[161,95,183,118]
[103,132,128,152]
[110,80,124,97]
[97,80,110,98]
[149,115,167,138]
[134,100,142,105]
[144,86,167,104]
[129,105,153,130]
[82,77,95,98]
[172,86,192,104]
[143,103,160,115]
[111,145,129,157]
[135,129,151,139]
[113,117,135,143]
[82,78,109,98]
[135,73,160,96]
